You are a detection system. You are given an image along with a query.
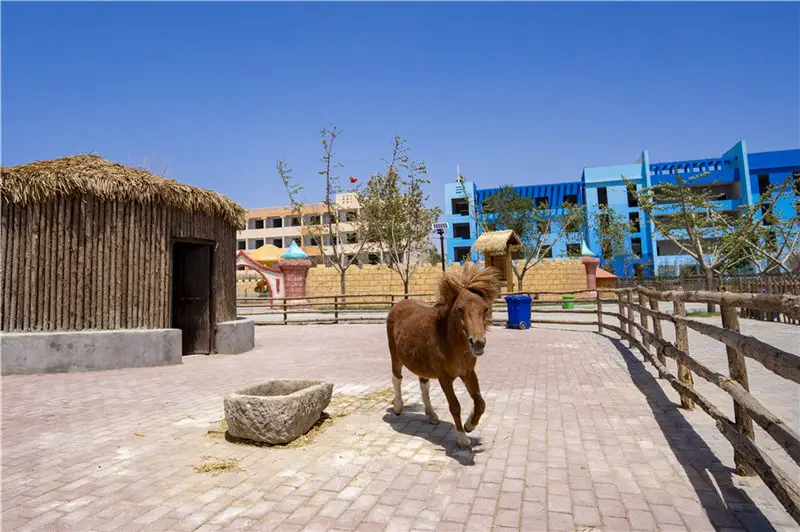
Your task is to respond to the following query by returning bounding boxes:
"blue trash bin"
[505,295,532,329]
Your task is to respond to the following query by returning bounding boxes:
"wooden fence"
[236,289,604,326]
[618,274,800,324]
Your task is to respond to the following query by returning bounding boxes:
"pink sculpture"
[277,242,312,307]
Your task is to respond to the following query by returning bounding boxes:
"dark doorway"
[171,241,214,355]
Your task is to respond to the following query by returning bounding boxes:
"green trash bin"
[562,295,575,310]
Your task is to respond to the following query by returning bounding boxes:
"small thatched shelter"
[1,154,254,375]
[471,229,522,292]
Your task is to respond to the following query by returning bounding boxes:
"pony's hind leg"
[390,348,404,416]
[419,378,439,424]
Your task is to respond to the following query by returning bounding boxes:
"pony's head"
[438,264,501,356]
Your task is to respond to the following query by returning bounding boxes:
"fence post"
[617,292,627,345]
[720,302,756,476]
[390,294,395,307]
[596,291,603,333]
[334,295,339,325]
[648,296,665,366]
[625,290,635,347]
[673,300,694,410]
[637,289,649,351]
[283,298,287,325]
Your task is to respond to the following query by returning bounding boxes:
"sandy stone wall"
[237,259,592,302]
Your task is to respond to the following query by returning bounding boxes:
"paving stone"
[2,319,797,530]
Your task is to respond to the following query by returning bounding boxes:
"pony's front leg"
[419,378,439,424]
[438,377,470,450]
[461,370,486,433]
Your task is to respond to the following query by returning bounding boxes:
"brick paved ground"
[2,313,798,531]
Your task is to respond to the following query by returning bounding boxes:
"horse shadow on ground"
[381,403,482,466]
[602,334,777,531]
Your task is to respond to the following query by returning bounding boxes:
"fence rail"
[618,274,800,323]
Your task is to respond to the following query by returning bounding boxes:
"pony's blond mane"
[437,264,501,308]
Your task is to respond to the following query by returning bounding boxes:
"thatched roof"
[472,229,522,255]
[1,154,246,228]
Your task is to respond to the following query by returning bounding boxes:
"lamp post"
[432,222,449,273]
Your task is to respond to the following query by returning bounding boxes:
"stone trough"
[223,380,333,444]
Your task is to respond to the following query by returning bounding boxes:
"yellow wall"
[237,259,591,302]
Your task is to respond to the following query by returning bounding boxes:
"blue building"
[443,140,800,277]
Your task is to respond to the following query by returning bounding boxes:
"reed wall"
[1,197,237,332]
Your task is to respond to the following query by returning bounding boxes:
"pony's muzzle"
[468,337,486,356]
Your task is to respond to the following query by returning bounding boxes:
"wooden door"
[171,241,213,355]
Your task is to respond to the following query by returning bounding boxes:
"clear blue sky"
[3,1,798,213]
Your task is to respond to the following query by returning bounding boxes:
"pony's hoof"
[455,431,471,450]
[464,421,475,433]
[393,401,403,416]
[425,412,440,425]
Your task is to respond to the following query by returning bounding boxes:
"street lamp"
[432,222,449,273]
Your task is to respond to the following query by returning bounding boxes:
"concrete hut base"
[215,317,255,355]
[0,329,182,376]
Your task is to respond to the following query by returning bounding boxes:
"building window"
[272,218,283,228]
[631,237,642,257]
[254,219,265,229]
[536,221,548,234]
[601,240,613,260]
[451,198,470,216]
[564,218,581,233]
[453,223,471,239]
[762,204,777,226]
[289,217,301,227]
[758,174,770,196]
[254,239,264,249]
[237,240,246,250]
[542,247,553,258]
[597,187,608,207]
[346,233,357,244]
[272,238,282,247]
[629,212,640,233]
[308,214,321,225]
[793,172,800,195]
[535,197,549,209]
[454,246,472,262]
[368,254,380,265]
[627,186,639,207]
[766,231,778,252]
[345,211,358,222]
[566,244,581,257]
[563,194,578,206]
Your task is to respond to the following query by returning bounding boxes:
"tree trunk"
[703,266,716,313]
[340,270,346,297]
[516,272,524,292]
[403,278,409,299]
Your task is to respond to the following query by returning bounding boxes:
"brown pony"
[386,264,501,450]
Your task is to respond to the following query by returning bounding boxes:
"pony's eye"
[457,306,464,313]
[484,308,488,314]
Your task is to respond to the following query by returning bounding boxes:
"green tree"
[589,205,635,276]
[736,179,800,274]
[626,171,782,311]
[277,126,371,295]
[359,137,441,296]
[477,185,585,291]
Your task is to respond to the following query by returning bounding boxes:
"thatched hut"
[471,229,522,292]
[0,154,254,375]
